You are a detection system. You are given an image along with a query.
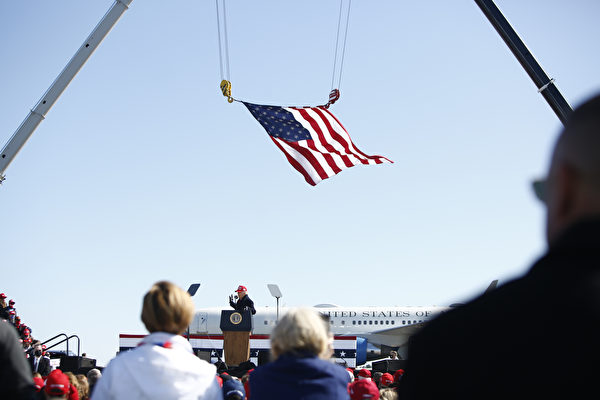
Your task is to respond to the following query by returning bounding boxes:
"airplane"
[188,281,498,365]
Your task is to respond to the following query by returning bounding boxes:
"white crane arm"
[0,0,134,184]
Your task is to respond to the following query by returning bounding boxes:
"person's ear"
[553,162,581,222]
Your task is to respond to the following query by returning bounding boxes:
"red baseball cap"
[0,293,6,299]
[349,379,380,400]
[45,370,70,395]
[380,372,393,387]
[235,285,247,292]
[33,377,44,392]
[393,369,405,381]
[358,369,371,378]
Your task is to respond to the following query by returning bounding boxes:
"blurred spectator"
[346,368,355,383]
[349,379,379,400]
[65,371,80,400]
[400,93,600,398]
[379,388,398,400]
[76,374,90,400]
[0,294,8,320]
[0,321,36,399]
[221,376,245,400]
[19,323,33,341]
[240,370,252,398]
[249,307,351,400]
[7,299,17,322]
[45,369,71,400]
[22,337,32,353]
[388,351,399,360]
[357,369,371,381]
[29,343,52,376]
[392,369,404,383]
[33,375,44,393]
[91,281,222,400]
[86,369,101,398]
[372,371,383,387]
[379,373,393,388]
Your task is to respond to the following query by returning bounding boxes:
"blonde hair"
[380,388,399,400]
[141,281,194,334]
[76,374,89,399]
[65,371,79,394]
[270,308,332,360]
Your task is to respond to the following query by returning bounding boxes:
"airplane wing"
[371,322,427,337]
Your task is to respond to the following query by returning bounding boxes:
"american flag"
[243,102,393,185]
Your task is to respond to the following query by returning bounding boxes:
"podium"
[372,359,407,373]
[220,310,253,366]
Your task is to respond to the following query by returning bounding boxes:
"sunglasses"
[532,178,547,203]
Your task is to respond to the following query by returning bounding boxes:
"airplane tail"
[484,280,499,293]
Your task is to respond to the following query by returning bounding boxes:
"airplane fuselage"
[190,304,449,360]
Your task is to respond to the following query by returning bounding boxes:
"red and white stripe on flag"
[270,106,392,186]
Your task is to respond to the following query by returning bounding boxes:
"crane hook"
[220,80,234,103]
[323,89,340,109]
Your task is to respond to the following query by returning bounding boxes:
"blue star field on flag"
[243,102,392,186]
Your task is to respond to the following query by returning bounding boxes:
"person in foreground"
[92,281,223,400]
[249,307,351,400]
[400,93,600,399]
[0,321,36,399]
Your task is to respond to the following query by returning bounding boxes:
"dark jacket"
[230,295,256,315]
[28,355,52,377]
[400,218,600,399]
[0,322,36,399]
[249,353,350,400]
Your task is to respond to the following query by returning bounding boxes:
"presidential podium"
[220,310,253,366]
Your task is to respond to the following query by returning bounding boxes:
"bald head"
[545,93,600,245]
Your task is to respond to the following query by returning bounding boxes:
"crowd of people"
[2,293,36,351]
[1,292,104,399]
[2,93,600,399]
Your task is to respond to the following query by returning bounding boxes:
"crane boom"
[474,0,572,124]
[0,0,134,185]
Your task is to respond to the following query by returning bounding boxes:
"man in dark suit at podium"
[229,285,256,315]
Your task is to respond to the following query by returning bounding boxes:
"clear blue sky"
[2,0,599,367]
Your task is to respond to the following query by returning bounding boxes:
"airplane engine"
[356,337,368,366]
[356,338,385,365]
[356,339,405,366]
